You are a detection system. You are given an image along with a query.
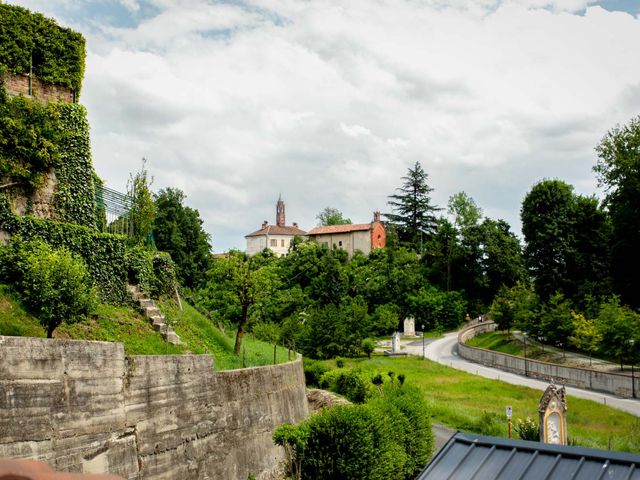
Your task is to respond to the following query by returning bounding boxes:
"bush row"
[0,4,85,92]
[0,196,177,303]
[273,383,434,480]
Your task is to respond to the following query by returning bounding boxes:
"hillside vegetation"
[0,284,290,370]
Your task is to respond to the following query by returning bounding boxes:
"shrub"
[125,245,177,297]
[319,368,372,403]
[368,384,434,477]
[361,338,375,359]
[0,196,128,303]
[336,357,345,368]
[303,359,330,387]
[2,238,97,337]
[299,404,403,480]
[514,416,540,441]
[252,321,280,344]
[273,383,434,480]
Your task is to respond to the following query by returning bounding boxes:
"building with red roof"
[245,197,307,257]
[307,211,386,258]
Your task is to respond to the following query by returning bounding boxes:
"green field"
[0,284,290,370]
[321,355,640,453]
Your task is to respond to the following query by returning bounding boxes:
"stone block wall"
[3,74,74,103]
[0,336,308,479]
[458,323,639,399]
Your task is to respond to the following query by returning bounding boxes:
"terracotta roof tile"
[307,223,373,235]
[245,225,308,237]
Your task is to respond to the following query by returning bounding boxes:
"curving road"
[402,332,640,417]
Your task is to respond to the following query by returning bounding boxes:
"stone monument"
[384,332,407,356]
[539,382,567,445]
[403,317,416,337]
[392,331,401,352]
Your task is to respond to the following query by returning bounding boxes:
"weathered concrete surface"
[0,336,308,480]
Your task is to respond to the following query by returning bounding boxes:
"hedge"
[0,4,85,93]
[0,195,128,304]
[273,383,435,480]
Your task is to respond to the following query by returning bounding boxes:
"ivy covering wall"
[1,196,179,303]
[0,81,97,227]
[53,103,97,227]
[0,195,128,304]
[0,4,85,94]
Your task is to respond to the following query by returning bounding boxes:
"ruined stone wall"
[0,336,309,479]
[4,73,74,103]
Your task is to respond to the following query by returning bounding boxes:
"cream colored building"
[306,212,386,258]
[245,197,307,257]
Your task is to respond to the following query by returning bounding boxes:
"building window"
[338,241,343,247]
[270,239,277,247]
[281,239,285,247]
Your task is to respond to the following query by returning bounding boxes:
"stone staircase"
[127,284,183,345]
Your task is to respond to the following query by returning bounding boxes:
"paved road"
[403,332,640,417]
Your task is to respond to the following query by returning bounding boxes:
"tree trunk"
[234,303,249,355]
[47,324,55,338]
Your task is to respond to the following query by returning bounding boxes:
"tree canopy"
[316,206,352,226]
[153,188,212,289]
[384,162,440,251]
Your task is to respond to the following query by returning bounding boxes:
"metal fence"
[95,185,133,236]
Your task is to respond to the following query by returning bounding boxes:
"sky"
[9,0,640,251]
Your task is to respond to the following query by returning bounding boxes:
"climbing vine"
[0,81,97,228]
[0,4,86,93]
[0,195,127,304]
[53,103,97,228]
[0,82,62,188]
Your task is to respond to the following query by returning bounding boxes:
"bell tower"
[276,195,285,227]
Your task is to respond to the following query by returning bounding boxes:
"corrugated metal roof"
[416,432,640,480]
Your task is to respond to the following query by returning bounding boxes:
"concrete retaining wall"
[0,336,308,479]
[458,323,639,399]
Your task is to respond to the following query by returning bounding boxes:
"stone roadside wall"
[0,336,309,479]
[458,322,639,399]
[3,73,74,103]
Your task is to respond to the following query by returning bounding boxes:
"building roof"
[416,432,640,480]
[307,223,376,235]
[245,224,307,238]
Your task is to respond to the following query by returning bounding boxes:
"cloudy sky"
[10,0,640,251]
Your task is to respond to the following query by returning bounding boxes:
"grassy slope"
[467,331,524,356]
[0,284,289,370]
[325,355,640,453]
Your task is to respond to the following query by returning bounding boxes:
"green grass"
[467,331,524,356]
[158,298,291,370]
[319,355,640,453]
[0,284,291,370]
[0,285,45,337]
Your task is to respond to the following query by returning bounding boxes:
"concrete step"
[152,323,166,333]
[145,306,161,317]
[150,315,165,326]
[166,331,182,345]
[139,299,154,308]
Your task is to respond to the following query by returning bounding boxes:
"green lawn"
[467,331,524,356]
[0,284,290,370]
[321,355,640,453]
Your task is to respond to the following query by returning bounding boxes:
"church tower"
[276,195,285,227]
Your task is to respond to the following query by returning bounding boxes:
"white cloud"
[12,0,640,250]
[341,123,372,138]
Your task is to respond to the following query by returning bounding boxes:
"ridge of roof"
[307,223,376,235]
[245,224,308,237]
